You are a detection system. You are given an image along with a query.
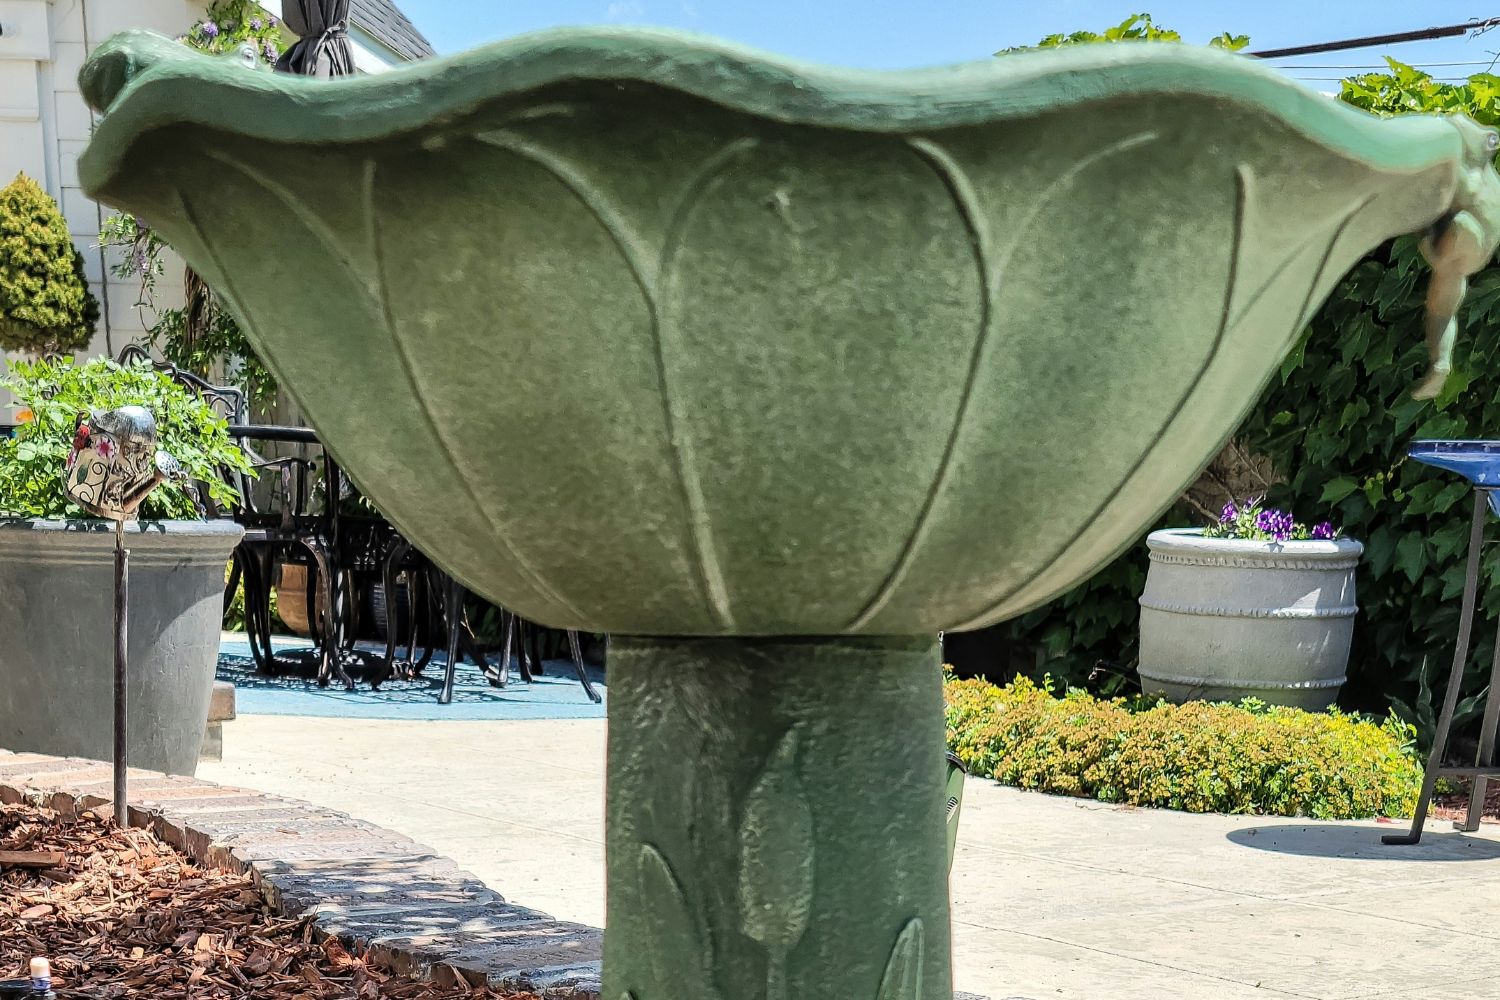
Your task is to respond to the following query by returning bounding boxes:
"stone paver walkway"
[202,716,1500,1000]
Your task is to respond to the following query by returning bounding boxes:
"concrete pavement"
[201,715,1500,999]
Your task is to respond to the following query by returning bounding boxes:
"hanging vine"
[98,0,284,402]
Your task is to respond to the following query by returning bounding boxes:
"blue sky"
[398,2,1500,87]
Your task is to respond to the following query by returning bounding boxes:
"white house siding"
[0,0,411,389]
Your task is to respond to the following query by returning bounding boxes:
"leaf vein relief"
[848,131,1159,632]
[638,843,716,999]
[362,157,583,621]
[197,148,585,622]
[876,918,926,1000]
[738,729,814,1000]
[474,129,751,631]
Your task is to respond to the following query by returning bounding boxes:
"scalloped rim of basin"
[79,26,1462,197]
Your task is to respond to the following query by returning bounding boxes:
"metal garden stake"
[64,406,179,826]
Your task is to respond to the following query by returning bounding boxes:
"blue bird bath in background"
[1409,440,1500,514]
[1385,439,1500,845]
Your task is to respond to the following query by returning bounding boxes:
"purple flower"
[1312,521,1335,540]
[251,17,263,30]
[1256,508,1294,542]
[200,20,220,38]
[264,41,278,61]
[1219,501,1238,524]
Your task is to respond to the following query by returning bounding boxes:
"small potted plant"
[0,356,248,775]
[1137,498,1361,709]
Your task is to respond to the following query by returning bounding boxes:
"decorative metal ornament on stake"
[64,406,181,826]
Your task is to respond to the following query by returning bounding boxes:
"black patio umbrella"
[275,0,355,78]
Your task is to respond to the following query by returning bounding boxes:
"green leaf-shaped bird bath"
[79,28,1500,998]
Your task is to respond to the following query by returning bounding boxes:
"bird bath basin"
[1409,440,1500,484]
[77,28,1499,999]
[1410,440,1500,515]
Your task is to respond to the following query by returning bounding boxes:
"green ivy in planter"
[0,355,252,520]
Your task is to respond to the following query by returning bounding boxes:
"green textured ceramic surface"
[605,635,948,999]
[79,28,1479,636]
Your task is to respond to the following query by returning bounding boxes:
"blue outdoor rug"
[217,633,607,721]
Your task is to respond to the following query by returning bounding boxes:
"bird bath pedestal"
[77,28,1500,998]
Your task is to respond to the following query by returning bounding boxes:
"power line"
[1271,60,1495,69]
[1248,16,1500,59]
[1295,76,1482,82]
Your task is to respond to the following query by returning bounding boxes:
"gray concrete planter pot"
[1137,528,1363,710]
[0,518,243,775]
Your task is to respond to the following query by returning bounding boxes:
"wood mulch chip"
[1432,777,1500,825]
[0,804,539,999]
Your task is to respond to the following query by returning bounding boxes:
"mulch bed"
[0,804,538,999]
[1432,777,1500,825]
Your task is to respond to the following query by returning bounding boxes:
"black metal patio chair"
[374,532,601,704]
[113,346,340,683]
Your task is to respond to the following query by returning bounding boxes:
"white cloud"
[606,1,645,20]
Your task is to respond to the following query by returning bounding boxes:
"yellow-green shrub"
[945,675,1421,820]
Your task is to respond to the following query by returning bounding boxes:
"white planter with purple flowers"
[1137,502,1361,710]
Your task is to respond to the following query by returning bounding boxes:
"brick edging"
[0,748,602,999]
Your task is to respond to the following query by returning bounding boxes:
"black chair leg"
[340,568,361,653]
[373,539,411,689]
[331,570,356,691]
[462,625,493,684]
[244,548,279,675]
[439,574,463,705]
[517,619,537,683]
[407,567,432,677]
[528,623,546,677]
[307,541,354,691]
[224,549,244,620]
[497,610,515,687]
[568,630,602,704]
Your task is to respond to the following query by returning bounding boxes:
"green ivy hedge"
[988,40,1500,744]
[945,675,1422,819]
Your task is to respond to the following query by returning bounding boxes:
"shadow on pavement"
[1227,822,1500,860]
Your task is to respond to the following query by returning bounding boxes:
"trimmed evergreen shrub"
[945,674,1422,820]
[0,173,99,354]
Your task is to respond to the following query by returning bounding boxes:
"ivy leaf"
[1321,477,1358,505]
[1280,331,1311,381]
[1394,532,1428,584]
[1430,481,1471,515]
[1364,526,1398,579]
